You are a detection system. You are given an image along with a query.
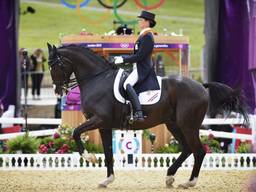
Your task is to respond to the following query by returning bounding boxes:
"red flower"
[53,132,60,139]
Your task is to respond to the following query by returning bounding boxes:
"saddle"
[113,69,162,124]
[114,68,162,105]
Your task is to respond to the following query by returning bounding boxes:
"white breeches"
[123,64,138,90]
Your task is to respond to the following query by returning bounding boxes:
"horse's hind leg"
[174,96,207,188]
[178,127,205,189]
[165,121,192,188]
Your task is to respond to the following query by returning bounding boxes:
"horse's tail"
[203,82,249,124]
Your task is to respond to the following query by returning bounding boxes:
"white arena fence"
[0,153,255,171]
[0,117,255,141]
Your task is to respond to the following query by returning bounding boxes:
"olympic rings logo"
[60,0,165,26]
[134,0,165,10]
[60,0,91,9]
[120,43,129,48]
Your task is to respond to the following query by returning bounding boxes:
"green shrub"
[84,142,103,153]
[155,140,182,153]
[7,135,39,154]
[237,142,252,153]
[57,124,74,140]
[201,135,223,153]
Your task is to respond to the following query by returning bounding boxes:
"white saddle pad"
[113,69,162,105]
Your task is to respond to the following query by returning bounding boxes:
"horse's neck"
[78,69,117,109]
[65,49,107,83]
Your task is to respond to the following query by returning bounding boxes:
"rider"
[114,10,158,122]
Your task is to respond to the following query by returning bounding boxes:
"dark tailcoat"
[123,31,160,93]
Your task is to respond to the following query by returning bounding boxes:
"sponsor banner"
[63,43,189,49]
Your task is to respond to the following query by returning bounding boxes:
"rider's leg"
[123,66,144,122]
[123,64,138,89]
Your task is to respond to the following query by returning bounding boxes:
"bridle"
[48,54,77,93]
[49,50,117,93]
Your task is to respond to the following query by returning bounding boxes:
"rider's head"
[138,10,156,29]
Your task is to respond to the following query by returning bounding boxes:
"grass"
[19,0,204,69]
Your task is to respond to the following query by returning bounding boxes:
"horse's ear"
[47,43,52,53]
[52,45,57,55]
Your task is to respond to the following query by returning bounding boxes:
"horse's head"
[47,43,73,96]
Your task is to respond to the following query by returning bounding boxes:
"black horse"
[47,43,248,188]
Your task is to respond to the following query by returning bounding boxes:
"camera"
[22,49,28,56]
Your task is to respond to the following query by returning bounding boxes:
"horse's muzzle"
[53,84,63,97]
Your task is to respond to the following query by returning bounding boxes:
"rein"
[50,53,114,92]
[77,66,113,85]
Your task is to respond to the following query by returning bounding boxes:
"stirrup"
[134,111,145,122]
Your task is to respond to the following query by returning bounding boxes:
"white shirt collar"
[139,27,152,36]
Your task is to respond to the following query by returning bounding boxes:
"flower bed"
[2,124,103,154]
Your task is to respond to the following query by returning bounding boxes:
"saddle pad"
[113,69,162,105]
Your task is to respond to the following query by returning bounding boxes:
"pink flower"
[60,144,69,153]
[203,144,211,153]
[57,149,64,154]
[48,141,54,148]
[39,144,48,154]
[53,132,60,139]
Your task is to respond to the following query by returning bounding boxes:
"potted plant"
[201,134,223,153]
[7,134,39,154]
[155,138,182,153]
[39,124,103,154]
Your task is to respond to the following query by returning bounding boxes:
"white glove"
[114,56,124,64]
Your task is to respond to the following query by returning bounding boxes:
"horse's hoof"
[178,178,197,189]
[98,174,115,188]
[166,175,175,188]
[83,153,98,164]
[90,154,98,164]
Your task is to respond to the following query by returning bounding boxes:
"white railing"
[0,117,245,125]
[0,129,58,140]
[0,117,61,125]
[0,117,255,141]
[0,153,255,171]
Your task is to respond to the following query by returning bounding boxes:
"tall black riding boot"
[126,84,144,122]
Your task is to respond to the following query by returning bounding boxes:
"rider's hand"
[114,56,124,65]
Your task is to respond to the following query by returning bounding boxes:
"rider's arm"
[123,34,154,64]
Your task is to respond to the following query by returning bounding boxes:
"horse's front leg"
[72,115,102,163]
[98,129,114,188]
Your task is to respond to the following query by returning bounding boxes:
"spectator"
[30,48,46,100]
[19,48,31,96]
